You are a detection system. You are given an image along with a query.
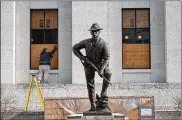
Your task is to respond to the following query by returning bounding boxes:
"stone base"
[67,113,126,120]
[80,116,114,120]
[83,111,112,116]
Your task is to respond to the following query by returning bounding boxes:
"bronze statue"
[72,23,112,112]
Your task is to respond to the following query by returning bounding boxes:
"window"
[30,9,58,69]
[122,9,150,69]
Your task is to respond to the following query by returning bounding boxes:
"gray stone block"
[67,113,126,120]
[81,116,115,120]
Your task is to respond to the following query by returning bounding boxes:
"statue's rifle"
[80,57,112,85]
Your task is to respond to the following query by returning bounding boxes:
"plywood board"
[136,10,149,28]
[31,44,58,69]
[45,10,58,29]
[123,10,135,28]
[31,11,44,29]
[123,44,150,68]
[44,96,154,120]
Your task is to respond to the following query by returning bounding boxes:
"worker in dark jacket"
[38,46,57,83]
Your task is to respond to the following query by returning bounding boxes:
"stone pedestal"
[67,113,126,120]
[83,111,112,116]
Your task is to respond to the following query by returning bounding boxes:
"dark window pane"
[122,29,135,43]
[45,29,58,44]
[136,29,150,43]
[31,30,44,44]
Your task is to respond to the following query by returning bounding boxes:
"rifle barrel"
[80,58,112,85]
[88,61,112,85]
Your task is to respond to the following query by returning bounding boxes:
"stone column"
[58,1,72,84]
[108,1,122,83]
[15,1,30,83]
[165,1,181,83]
[1,1,15,83]
[150,1,165,83]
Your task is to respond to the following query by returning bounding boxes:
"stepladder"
[24,75,44,111]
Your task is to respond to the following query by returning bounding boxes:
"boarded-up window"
[122,9,150,69]
[31,9,58,70]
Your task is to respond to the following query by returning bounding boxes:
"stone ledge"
[155,111,181,120]
[1,83,181,112]
[1,83,181,89]
[155,106,181,111]
[67,113,126,120]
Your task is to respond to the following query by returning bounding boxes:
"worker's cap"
[42,48,47,51]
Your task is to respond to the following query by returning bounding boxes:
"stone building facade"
[1,1,181,119]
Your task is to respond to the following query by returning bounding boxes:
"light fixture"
[138,35,142,39]
[125,35,129,40]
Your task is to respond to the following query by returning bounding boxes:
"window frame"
[30,9,58,70]
[122,8,151,69]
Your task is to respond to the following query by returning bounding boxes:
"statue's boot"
[89,103,96,111]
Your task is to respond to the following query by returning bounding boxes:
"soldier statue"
[72,23,112,112]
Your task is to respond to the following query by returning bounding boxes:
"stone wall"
[1,83,181,119]
[10,112,44,120]
[3,111,180,120]
[1,83,180,112]
[165,1,181,83]
[1,1,15,83]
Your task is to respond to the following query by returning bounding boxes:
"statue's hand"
[85,57,90,64]
[99,68,104,78]
[80,56,85,61]
[80,56,90,64]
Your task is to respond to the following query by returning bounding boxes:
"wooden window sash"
[30,10,58,70]
[122,9,150,69]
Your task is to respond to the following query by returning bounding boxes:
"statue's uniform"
[73,38,112,104]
